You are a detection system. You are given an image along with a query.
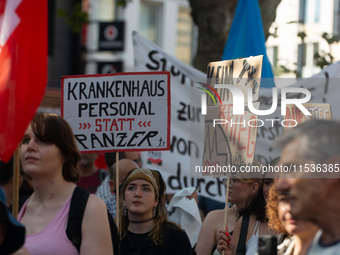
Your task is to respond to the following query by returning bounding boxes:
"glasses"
[222,177,240,188]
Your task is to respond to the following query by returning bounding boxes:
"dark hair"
[28,113,80,183]
[0,157,13,185]
[238,181,267,222]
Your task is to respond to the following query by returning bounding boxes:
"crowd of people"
[1,114,340,255]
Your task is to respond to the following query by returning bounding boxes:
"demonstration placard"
[61,72,171,152]
[201,56,263,177]
[284,103,332,130]
[206,56,263,105]
[201,103,260,178]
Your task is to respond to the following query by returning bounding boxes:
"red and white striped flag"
[0,0,47,162]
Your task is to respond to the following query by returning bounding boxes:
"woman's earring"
[153,206,156,217]
[123,204,127,216]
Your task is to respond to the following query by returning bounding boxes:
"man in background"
[105,159,139,220]
[96,151,141,201]
[275,120,340,254]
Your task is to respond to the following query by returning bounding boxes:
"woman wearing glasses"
[196,168,274,255]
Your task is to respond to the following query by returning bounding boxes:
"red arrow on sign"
[138,121,142,127]
[147,121,151,127]
[79,123,83,129]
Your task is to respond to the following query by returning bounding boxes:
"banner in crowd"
[0,0,47,162]
[61,72,171,153]
[256,64,340,164]
[133,31,230,201]
[133,31,340,203]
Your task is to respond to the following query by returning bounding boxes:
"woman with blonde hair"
[266,184,318,255]
[118,168,192,255]
[198,168,274,255]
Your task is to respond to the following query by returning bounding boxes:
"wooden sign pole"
[12,146,20,218]
[116,152,120,231]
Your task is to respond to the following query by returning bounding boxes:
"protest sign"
[200,56,262,178]
[284,103,332,130]
[200,103,259,178]
[256,62,340,164]
[206,56,263,104]
[133,32,340,202]
[61,72,170,153]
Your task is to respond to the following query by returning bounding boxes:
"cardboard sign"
[201,56,263,177]
[206,56,263,104]
[61,72,171,152]
[284,103,332,130]
[201,103,259,177]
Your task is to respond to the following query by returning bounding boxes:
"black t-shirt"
[119,223,192,255]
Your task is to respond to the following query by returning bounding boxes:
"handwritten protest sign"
[61,72,170,152]
[206,56,263,104]
[201,56,263,177]
[284,103,332,130]
[201,103,259,177]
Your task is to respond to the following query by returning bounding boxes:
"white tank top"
[245,221,261,255]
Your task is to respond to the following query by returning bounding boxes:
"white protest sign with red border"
[61,72,170,153]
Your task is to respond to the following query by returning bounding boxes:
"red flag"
[0,0,47,162]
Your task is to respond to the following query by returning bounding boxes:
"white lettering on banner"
[62,72,171,153]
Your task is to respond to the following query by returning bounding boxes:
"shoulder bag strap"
[66,186,90,252]
[236,214,250,255]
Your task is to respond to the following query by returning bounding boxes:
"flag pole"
[12,146,20,218]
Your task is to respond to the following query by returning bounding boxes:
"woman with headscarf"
[118,168,192,255]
